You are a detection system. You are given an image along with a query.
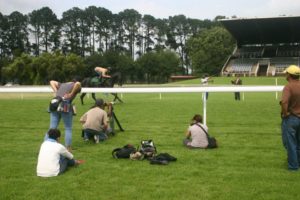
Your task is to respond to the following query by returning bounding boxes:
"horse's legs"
[92,93,97,102]
[112,93,123,103]
[80,93,87,105]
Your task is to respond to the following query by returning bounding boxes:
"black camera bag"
[49,96,62,112]
[112,144,137,159]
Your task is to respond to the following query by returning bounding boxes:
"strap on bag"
[193,123,210,139]
[193,123,217,148]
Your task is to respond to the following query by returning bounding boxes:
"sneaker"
[94,135,99,143]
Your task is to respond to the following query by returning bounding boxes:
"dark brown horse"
[80,72,123,105]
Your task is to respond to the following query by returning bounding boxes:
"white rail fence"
[0,86,284,125]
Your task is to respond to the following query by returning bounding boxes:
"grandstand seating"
[234,46,263,58]
[223,55,299,76]
[271,57,299,73]
[230,58,256,74]
[277,45,300,57]
[220,16,300,77]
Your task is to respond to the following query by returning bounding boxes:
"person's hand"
[63,93,72,99]
[281,112,290,119]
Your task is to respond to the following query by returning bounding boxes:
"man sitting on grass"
[37,129,84,177]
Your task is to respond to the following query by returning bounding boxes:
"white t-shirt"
[37,139,73,177]
[188,123,209,148]
[201,77,209,85]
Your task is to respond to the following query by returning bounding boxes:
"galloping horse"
[80,72,124,105]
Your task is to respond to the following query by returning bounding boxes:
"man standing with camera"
[231,75,242,101]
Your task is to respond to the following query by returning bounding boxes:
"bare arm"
[106,103,113,117]
[102,112,109,130]
[64,82,81,99]
[101,69,111,78]
[281,86,290,117]
[185,130,191,139]
[79,113,87,124]
[95,67,111,78]
[70,82,81,96]
[102,73,111,78]
[49,80,59,96]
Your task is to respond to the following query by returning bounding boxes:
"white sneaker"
[94,135,99,143]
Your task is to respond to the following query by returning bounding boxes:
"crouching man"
[37,129,84,177]
[80,98,109,143]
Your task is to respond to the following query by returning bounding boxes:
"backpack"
[112,144,137,159]
[140,140,157,158]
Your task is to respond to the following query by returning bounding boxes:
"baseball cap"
[284,65,300,75]
[95,98,104,107]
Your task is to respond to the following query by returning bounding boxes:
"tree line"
[0,6,235,84]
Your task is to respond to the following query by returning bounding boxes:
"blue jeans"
[281,115,300,170]
[83,129,108,142]
[49,111,73,147]
[59,156,75,175]
[183,138,192,147]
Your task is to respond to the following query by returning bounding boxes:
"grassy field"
[1,76,300,200]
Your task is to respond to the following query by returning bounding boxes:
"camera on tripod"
[104,102,124,134]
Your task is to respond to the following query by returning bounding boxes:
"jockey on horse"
[80,67,123,105]
[95,66,111,82]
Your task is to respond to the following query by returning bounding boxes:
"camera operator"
[80,99,109,143]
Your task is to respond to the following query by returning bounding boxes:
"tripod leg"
[113,112,124,131]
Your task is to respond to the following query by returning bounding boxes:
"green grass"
[1,76,300,200]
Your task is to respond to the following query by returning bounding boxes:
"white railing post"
[202,92,207,126]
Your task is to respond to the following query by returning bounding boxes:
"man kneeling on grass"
[80,98,109,143]
[37,129,84,177]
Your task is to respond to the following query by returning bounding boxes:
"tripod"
[111,111,124,132]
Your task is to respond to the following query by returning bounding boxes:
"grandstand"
[220,16,300,76]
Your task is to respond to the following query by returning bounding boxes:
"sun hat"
[284,65,300,75]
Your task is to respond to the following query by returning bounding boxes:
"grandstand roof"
[220,16,300,46]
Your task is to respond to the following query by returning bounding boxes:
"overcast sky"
[0,0,300,19]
